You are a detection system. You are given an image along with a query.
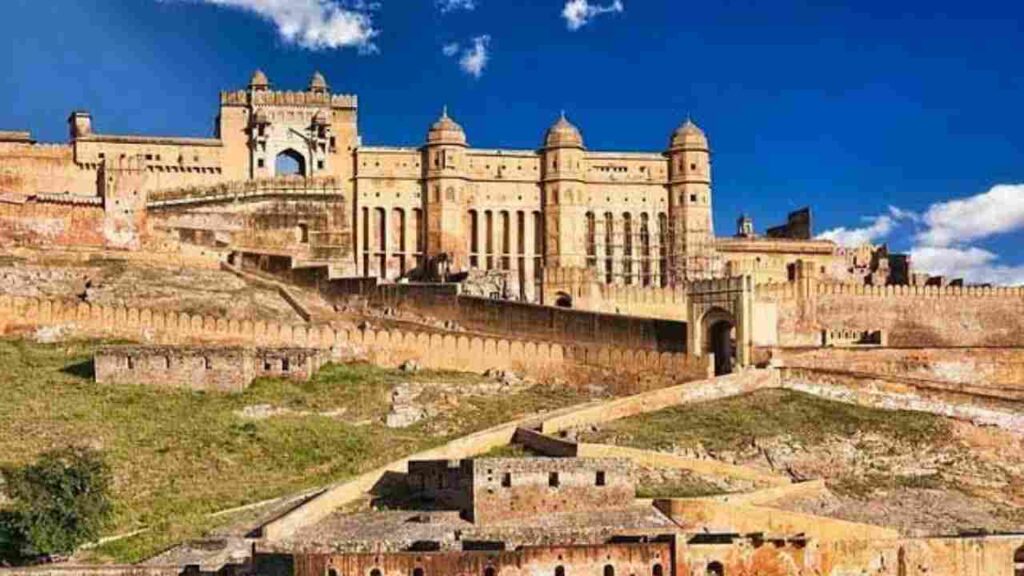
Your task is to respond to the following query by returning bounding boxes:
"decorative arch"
[275,148,306,177]
[554,291,573,308]
[706,561,724,576]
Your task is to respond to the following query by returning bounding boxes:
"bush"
[0,447,112,563]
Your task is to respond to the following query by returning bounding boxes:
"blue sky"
[3,0,1024,283]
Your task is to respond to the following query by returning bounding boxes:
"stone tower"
[667,119,719,282]
[423,108,469,274]
[100,155,148,250]
[541,113,588,270]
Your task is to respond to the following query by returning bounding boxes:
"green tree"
[0,447,112,562]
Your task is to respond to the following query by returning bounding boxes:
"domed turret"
[544,112,584,149]
[309,71,329,93]
[426,107,467,146]
[670,118,707,150]
[249,69,270,91]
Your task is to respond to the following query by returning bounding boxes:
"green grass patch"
[580,389,950,454]
[0,339,589,563]
[636,476,728,499]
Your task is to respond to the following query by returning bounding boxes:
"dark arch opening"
[555,566,565,576]
[603,565,614,576]
[706,561,724,576]
[1014,544,1024,576]
[652,565,663,576]
[554,291,573,308]
[484,568,496,576]
[370,570,382,576]
[412,568,424,576]
[275,149,306,177]
[708,319,735,376]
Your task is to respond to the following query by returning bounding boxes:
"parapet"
[220,90,357,110]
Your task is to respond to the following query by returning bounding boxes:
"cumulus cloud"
[180,0,378,51]
[443,35,490,78]
[915,184,1024,247]
[910,246,1024,286]
[817,206,913,247]
[562,0,623,31]
[436,0,475,13]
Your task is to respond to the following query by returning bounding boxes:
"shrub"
[0,447,112,563]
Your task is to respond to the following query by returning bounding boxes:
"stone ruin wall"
[290,542,671,576]
[94,347,328,393]
[758,281,1024,347]
[0,198,106,248]
[0,295,711,386]
[466,457,634,524]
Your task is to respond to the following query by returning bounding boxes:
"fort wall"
[757,280,1024,347]
[0,295,709,385]
[0,199,106,248]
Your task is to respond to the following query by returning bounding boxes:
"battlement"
[0,130,34,143]
[220,90,357,109]
[148,176,344,205]
[76,134,221,148]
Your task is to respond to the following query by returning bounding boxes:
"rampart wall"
[0,200,105,248]
[332,282,688,353]
[0,295,708,385]
[757,281,1024,347]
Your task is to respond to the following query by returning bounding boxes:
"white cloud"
[442,42,460,57]
[562,0,623,31]
[443,35,490,78]
[436,0,475,13]
[910,246,1024,286]
[915,184,1024,247]
[817,209,913,247]
[180,0,378,51]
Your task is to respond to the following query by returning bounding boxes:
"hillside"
[0,339,595,563]
[577,389,1024,536]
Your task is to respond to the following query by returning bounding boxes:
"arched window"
[328,569,338,576]
[275,149,306,177]
[554,566,565,576]
[554,293,572,309]
[652,564,663,576]
[706,561,724,576]
[412,568,424,576]
[370,570,382,576]
[1014,544,1024,576]
[484,568,496,576]
[603,565,614,576]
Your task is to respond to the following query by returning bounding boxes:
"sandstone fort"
[2,71,1024,576]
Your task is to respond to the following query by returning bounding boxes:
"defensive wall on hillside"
[756,276,1024,347]
[319,279,688,352]
[0,295,710,386]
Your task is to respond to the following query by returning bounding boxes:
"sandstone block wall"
[759,281,1024,347]
[0,295,709,386]
[0,200,105,248]
[292,541,672,576]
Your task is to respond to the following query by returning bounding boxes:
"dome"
[249,69,270,90]
[544,113,584,149]
[670,118,708,150]
[309,71,329,93]
[426,107,467,146]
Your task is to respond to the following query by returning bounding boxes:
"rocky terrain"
[578,389,1024,536]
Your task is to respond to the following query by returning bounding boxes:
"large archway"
[701,307,736,376]
[275,148,306,177]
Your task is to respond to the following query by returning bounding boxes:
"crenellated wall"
[0,295,709,384]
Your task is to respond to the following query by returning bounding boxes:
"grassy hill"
[0,339,590,563]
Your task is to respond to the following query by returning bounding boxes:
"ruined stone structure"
[94,345,328,393]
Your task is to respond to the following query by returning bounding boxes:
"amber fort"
[2,71,1024,576]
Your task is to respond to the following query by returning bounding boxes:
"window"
[706,562,724,576]
[263,360,272,371]
[690,194,698,202]
[328,570,338,576]
[203,357,212,370]
[282,358,290,372]
[317,160,325,170]
[652,565,663,576]
[484,568,496,576]
[548,472,560,488]
[603,566,614,576]
[412,569,424,576]
[127,357,135,370]
[371,570,382,576]
[501,473,511,488]
[257,158,265,168]
[555,567,565,576]
[596,471,606,486]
